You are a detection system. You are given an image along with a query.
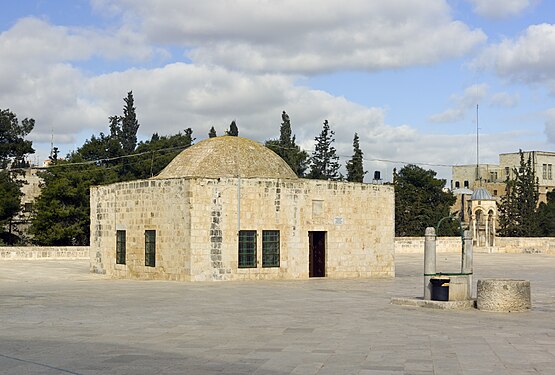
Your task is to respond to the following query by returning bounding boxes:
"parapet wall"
[395,237,555,255]
[0,247,90,260]
[395,237,462,254]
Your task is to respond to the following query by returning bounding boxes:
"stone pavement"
[1,253,554,375]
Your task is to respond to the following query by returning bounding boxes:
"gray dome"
[471,187,493,200]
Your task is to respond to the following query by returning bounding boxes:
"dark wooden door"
[309,231,326,277]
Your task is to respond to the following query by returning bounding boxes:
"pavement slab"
[1,253,555,374]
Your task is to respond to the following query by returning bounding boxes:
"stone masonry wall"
[188,177,395,281]
[90,178,192,280]
[91,176,395,281]
[395,236,555,254]
[0,247,89,260]
[394,237,463,254]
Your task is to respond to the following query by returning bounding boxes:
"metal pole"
[424,227,436,300]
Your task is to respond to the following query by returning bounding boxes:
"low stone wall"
[486,237,555,254]
[395,237,462,254]
[395,237,555,254]
[0,246,90,260]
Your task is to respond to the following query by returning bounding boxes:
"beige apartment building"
[452,151,555,202]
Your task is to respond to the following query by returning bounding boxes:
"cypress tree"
[265,111,308,177]
[228,121,239,136]
[120,91,140,154]
[497,150,540,236]
[209,126,217,138]
[346,133,365,182]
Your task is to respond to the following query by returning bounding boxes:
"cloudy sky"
[1,0,555,181]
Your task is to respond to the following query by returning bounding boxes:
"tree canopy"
[0,109,35,169]
[497,151,540,237]
[308,120,340,180]
[0,109,35,244]
[394,164,457,236]
[265,111,309,177]
[209,126,217,138]
[228,121,239,136]
[538,190,555,236]
[346,133,365,183]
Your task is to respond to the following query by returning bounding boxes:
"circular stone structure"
[477,279,531,312]
[154,136,297,180]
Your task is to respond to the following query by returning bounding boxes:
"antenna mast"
[476,104,479,183]
[50,128,54,158]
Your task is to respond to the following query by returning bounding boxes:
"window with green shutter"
[238,230,257,268]
[262,230,280,267]
[145,230,156,267]
[116,230,126,265]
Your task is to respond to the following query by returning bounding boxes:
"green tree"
[0,109,35,244]
[108,91,140,155]
[30,129,195,245]
[394,164,457,236]
[265,111,309,177]
[346,133,365,182]
[209,126,217,138]
[497,151,540,237]
[0,170,23,244]
[228,120,239,136]
[129,129,195,179]
[120,91,140,154]
[308,120,340,180]
[538,191,555,236]
[0,109,34,169]
[30,159,118,246]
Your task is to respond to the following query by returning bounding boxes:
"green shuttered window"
[116,230,126,265]
[145,230,156,267]
[262,230,280,267]
[238,230,256,268]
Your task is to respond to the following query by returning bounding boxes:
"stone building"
[451,151,555,203]
[468,188,497,247]
[90,136,395,281]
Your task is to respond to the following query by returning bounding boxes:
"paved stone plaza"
[1,253,554,374]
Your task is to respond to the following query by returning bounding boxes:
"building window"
[543,164,548,179]
[116,230,126,265]
[238,230,257,268]
[505,167,510,177]
[549,164,553,180]
[262,230,280,267]
[493,190,498,196]
[145,230,156,267]
[23,202,33,212]
[464,180,469,188]
[454,181,460,189]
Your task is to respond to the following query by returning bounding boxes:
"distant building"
[2,167,42,243]
[452,151,555,203]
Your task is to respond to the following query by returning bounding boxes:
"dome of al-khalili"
[154,136,298,180]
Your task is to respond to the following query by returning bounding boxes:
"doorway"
[309,231,326,277]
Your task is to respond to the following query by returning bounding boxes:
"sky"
[1,0,555,182]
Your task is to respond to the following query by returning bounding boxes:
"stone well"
[477,279,531,312]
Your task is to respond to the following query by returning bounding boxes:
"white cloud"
[490,92,519,107]
[0,17,165,71]
[466,0,533,19]
[473,23,555,93]
[92,0,486,74]
[429,84,487,123]
[545,109,555,143]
